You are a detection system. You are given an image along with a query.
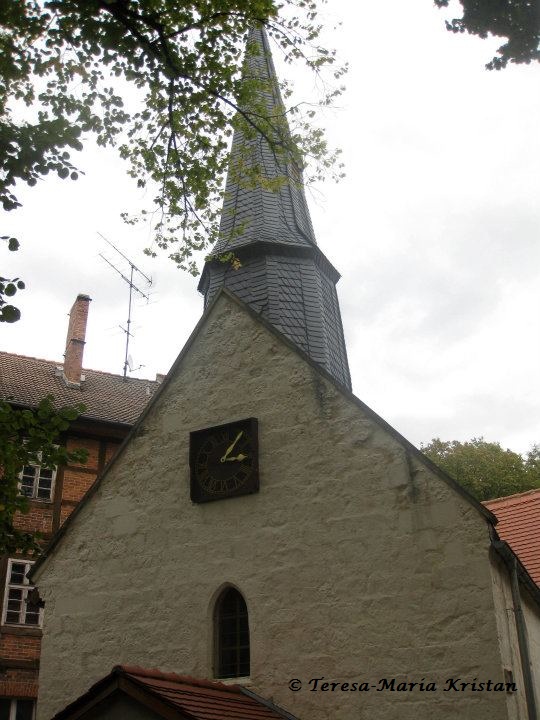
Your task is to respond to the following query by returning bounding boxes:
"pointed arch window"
[215,587,250,679]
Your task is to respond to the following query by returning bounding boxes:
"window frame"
[2,560,42,628]
[18,451,56,502]
[0,697,36,720]
[214,587,250,680]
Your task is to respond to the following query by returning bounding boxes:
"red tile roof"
[485,489,540,586]
[0,351,157,426]
[123,666,295,719]
[52,665,298,720]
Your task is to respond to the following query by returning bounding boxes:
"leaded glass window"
[215,587,250,679]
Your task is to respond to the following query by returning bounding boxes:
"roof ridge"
[52,665,299,719]
[0,350,159,384]
[118,666,241,693]
[484,487,540,505]
[0,350,62,365]
[82,366,158,383]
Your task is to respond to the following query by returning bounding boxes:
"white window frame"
[2,560,43,628]
[18,451,56,502]
[0,698,36,720]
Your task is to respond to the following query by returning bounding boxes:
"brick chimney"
[63,294,91,386]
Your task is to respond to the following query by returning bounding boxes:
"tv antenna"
[98,232,152,380]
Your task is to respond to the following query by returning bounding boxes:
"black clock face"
[190,418,259,503]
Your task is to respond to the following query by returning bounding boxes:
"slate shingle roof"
[485,489,540,586]
[52,665,299,720]
[200,26,352,389]
[214,25,316,253]
[0,351,157,426]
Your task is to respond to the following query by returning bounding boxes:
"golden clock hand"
[223,453,248,462]
[220,431,243,462]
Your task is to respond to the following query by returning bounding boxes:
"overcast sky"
[3,0,539,454]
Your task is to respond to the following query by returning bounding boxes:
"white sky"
[2,0,539,454]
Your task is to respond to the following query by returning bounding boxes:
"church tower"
[198,26,352,390]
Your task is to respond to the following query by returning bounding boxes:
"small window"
[2,560,42,627]
[0,698,35,720]
[18,454,56,502]
[215,587,250,679]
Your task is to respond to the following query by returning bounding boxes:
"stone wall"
[36,292,517,720]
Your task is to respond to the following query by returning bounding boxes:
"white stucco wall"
[36,292,515,720]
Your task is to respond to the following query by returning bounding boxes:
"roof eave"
[6,401,135,434]
[490,529,540,607]
[199,239,341,289]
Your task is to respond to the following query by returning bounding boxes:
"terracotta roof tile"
[52,666,298,720]
[0,351,157,426]
[485,489,540,586]
[119,666,294,719]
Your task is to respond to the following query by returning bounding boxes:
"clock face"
[190,418,259,503]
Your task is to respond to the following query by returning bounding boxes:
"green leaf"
[0,305,21,323]
[0,0,346,278]
[0,397,87,552]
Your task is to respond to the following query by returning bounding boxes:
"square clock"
[189,417,259,503]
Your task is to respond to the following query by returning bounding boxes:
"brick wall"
[59,505,76,526]
[59,437,121,526]
[13,506,54,535]
[0,635,40,662]
[0,668,39,699]
[0,430,124,702]
[63,295,90,385]
[65,437,100,469]
[61,469,98,504]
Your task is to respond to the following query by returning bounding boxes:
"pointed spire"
[214,24,316,254]
[199,26,352,390]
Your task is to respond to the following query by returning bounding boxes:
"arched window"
[215,587,250,678]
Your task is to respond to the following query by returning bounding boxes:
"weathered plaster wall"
[37,293,511,720]
[489,551,529,719]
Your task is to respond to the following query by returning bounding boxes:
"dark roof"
[0,351,157,426]
[52,665,299,720]
[485,489,540,586]
[211,24,316,255]
[199,27,351,389]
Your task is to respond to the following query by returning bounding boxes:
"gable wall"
[36,294,509,720]
[80,693,161,720]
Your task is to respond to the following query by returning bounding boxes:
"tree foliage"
[0,397,87,555]
[1,0,344,283]
[422,437,540,501]
[435,0,540,70]
[0,236,25,323]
